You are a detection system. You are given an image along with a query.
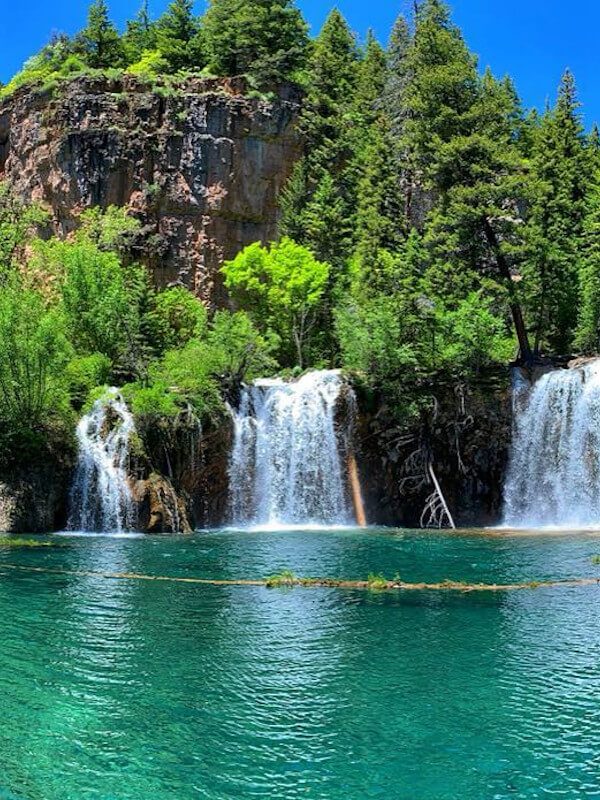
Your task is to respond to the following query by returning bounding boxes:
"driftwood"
[420,463,456,530]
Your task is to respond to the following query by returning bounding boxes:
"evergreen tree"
[399,1,531,360]
[155,0,205,72]
[523,70,587,354]
[77,0,125,69]
[382,14,412,141]
[575,172,600,352]
[280,10,359,270]
[203,0,308,86]
[123,1,157,63]
[351,33,405,283]
[400,0,479,190]
[354,30,387,124]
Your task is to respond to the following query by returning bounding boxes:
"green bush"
[0,281,73,429]
[65,353,112,409]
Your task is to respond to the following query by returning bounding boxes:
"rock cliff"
[357,369,513,528]
[0,75,302,304]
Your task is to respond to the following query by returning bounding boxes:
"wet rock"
[0,469,70,533]
[132,474,192,534]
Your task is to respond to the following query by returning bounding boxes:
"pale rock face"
[0,75,302,305]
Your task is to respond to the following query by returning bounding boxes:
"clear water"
[1,527,600,799]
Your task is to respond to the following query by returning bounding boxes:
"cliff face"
[357,370,513,528]
[0,75,302,304]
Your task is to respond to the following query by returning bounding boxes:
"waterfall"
[228,370,357,527]
[504,360,600,528]
[68,389,136,533]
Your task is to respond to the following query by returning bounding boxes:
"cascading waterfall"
[228,370,358,527]
[68,389,136,533]
[504,360,600,527]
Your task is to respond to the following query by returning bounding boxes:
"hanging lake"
[1,526,600,800]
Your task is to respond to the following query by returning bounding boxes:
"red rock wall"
[0,75,303,305]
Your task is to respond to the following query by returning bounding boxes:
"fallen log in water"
[2,564,600,592]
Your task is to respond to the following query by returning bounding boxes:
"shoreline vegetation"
[3,563,600,593]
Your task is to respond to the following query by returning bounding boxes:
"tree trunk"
[483,219,533,365]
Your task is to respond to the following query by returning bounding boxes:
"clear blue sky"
[1,1,598,125]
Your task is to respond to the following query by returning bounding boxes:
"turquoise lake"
[1,527,600,799]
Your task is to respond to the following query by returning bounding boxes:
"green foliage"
[155,0,205,72]
[204,0,308,86]
[366,574,389,591]
[126,50,169,79]
[65,353,112,408]
[265,570,297,588]
[78,205,140,253]
[205,310,278,380]
[281,9,359,271]
[125,309,275,421]
[150,286,208,352]
[0,36,88,99]
[222,238,329,368]
[0,537,60,548]
[434,293,516,372]
[575,172,600,352]
[123,1,157,63]
[76,0,125,69]
[0,183,49,279]
[0,281,73,431]
[523,71,587,354]
[45,239,136,362]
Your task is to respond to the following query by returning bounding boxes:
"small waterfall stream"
[504,360,600,527]
[68,389,136,533]
[228,370,359,527]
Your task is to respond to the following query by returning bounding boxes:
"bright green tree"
[204,0,308,86]
[0,281,72,430]
[222,238,329,368]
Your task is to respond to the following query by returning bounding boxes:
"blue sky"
[1,1,598,125]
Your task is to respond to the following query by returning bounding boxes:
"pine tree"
[400,1,531,360]
[123,1,157,63]
[280,10,359,269]
[401,0,479,190]
[203,0,308,86]
[382,14,412,141]
[77,0,125,69]
[523,70,588,354]
[575,173,600,352]
[156,0,205,72]
[351,33,406,284]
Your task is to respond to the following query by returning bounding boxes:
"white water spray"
[68,389,136,533]
[228,370,356,527]
[504,360,600,528]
